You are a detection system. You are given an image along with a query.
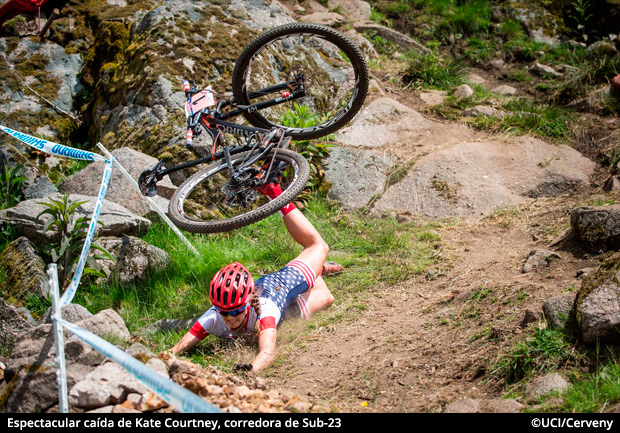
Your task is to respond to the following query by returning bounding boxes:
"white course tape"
[0,124,106,162]
[56,317,221,413]
[59,158,113,307]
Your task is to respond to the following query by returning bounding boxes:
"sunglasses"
[217,304,249,317]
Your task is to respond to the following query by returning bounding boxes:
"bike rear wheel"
[168,148,310,233]
[232,22,369,140]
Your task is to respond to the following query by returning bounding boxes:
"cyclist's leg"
[300,276,334,314]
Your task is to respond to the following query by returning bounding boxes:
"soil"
[243,27,619,411]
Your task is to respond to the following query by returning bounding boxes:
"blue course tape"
[0,124,107,162]
[57,317,222,413]
[59,158,113,306]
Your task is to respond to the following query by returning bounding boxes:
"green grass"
[402,52,468,90]
[490,327,582,385]
[74,198,442,360]
[556,357,620,412]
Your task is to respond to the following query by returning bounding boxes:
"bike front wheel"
[168,149,310,233]
[232,22,369,140]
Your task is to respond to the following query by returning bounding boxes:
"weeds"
[490,327,582,384]
[0,155,26,210]
[402,52,467,90]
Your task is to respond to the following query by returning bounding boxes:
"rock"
[520,309,543,328]
[96,236,170,286]
[227,0,294,29]
[453,84,474,100]
[576,253,620,344]
[3,360,91,413]
[125,342,157,362]
[489,59,505,70]
[463,105,506,119]
[328,0,371,22]
[419,90,447,107]
[521,249,561,273]
[491,85,517,96]
[324,147,395,209]
[343,29,379,59]
[0,143,57,200]
[299,12,347,26]
[570,205,620,253]
[444,398,480,413]
[586,41,618,57]
[76,309,131,342]
[480,398,522,413]
[603,175,620,192]
[529,62,563,78]
[373,136,595,220]
[543,293,576,331]
[0,298,35,343]
[467,74,486,84]
[40,302,93,324]
[525,373,570,402]
[0,193,151,245]
[353,21,429,54]
[0,237,50,300]
[58,147,177,217]
[335,97,474,154]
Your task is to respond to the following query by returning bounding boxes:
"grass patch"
[402,51,468,90]
[490,327,582,384]
[74,198,442,361]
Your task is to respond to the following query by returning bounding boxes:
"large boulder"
[0,298,35,345]
[95,236,171,286]
[570,205,620,253]
[0,193,151,245]
[58,147,177,217]
[0,236,50,300]
[576,253,620,344]
[372,136,595,220]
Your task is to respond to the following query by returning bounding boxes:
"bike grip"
[186,129,193,146]
[183,80,190,92]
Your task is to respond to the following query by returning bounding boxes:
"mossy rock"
[0,237,49,302]
[570,205,620,253]
[575,252,620,344]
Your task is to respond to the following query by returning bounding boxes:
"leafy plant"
[281,103,334,194]
[569,0,593,42]
[36,194,113,289]
[0,155,26,210]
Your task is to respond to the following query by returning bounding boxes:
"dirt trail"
[265,195,601,412]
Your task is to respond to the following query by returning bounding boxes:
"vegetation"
[0,157,26,211]
[36,194,113,289]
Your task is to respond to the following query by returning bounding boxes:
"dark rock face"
[0,237,49,300]
[570,206,620,253]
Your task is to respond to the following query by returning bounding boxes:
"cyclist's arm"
[251,327,277,372]
[282,208,329,277]
[171,332,201,354]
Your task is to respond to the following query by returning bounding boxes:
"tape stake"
[59,158,113,307]
[0,124,106,162]
[57,318,221,413]
[48,264,69,413]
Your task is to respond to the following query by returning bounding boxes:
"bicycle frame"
[153,79,305,181]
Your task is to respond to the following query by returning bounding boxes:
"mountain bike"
[138,23,369,233]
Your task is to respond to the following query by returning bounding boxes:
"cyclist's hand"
[233,363,253,372]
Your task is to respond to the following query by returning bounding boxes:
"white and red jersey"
[189,259,316,342]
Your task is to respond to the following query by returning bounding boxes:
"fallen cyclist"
[170,177,341,372]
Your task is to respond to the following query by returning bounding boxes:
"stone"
[529,62,563,78]
[491,85,517,96]
[0,237,49,300]
[328,0,371,22]
[525,373,570,402]
[576,253,620,344]
[463,105,506,119]
[543,293,576,331]
[467,74,486,84]
[520,309,543,328]
[75,309,131,342]
[95,236,170,286]
[57,148,177,217]
[0,193,151,245]
[40,302,93,324]
[480,398,522,413]
[353,21,429,54]
[444,398,480,413]
[0,143,57,200]
[570,205,620,253]
[299,12,347,27]
[324,146,395,209]
[0,298,34,343]
[521,249,561,273]
[453,84,474,100]
[419,90,447,107]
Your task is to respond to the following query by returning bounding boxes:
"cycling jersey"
[189,259,316,342]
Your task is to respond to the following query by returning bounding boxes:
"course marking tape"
[59,158,113,306]
[57,317,222,413]
[0,124,106,162]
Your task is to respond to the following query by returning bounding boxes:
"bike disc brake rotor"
[221,167,259,208]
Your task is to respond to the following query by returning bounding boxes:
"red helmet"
[209,262,254,311]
